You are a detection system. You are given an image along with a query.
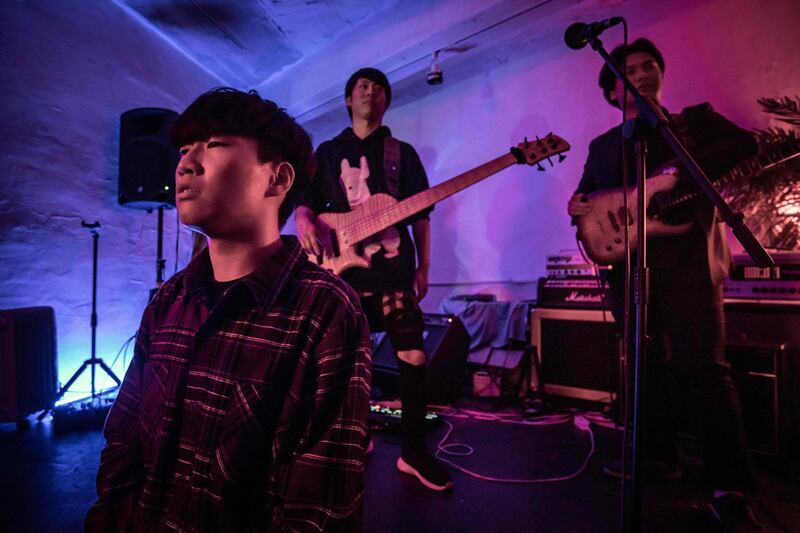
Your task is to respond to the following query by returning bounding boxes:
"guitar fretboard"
[345,152,519,243]
[650,140,800,216]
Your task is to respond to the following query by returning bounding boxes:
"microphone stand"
[54,221,122,404]
[585,35,774,532]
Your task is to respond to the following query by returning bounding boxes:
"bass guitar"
[310,133,571,274]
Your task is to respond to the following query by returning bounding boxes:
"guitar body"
[577,173,694,265]
[313,193,400,274]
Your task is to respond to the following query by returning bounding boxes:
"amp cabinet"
[725,300,800,459]
[0,307,58,422]
[529,307,617,403]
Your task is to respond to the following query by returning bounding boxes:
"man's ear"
[265,161,295,197]
[345,95,352,108]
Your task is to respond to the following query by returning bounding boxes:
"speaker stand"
[148,206,167,300]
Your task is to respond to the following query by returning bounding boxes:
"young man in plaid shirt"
[86,88,371,532]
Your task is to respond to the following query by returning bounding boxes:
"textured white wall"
[0,2,219,402]
[304,0,799,311]
[1,0,797,401]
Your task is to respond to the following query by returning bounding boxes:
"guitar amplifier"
[723,250,800,302]
[529,307,617,402]
[536,277,611,309]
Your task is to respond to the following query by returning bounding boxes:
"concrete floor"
[1,401,799,532]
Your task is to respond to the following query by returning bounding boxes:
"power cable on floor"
[433,414,596,484]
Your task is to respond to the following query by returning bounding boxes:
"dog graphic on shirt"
[340,157,400,259]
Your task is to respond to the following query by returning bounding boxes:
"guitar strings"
[342,153,525,241]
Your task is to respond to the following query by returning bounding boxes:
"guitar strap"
[383,136,401,197]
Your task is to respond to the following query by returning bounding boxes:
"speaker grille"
[0,307,57,421]
[119,108,179,209]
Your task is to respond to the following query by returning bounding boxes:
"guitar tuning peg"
[536,163,545,171]
[558,154,566,163]
[524,136,530,147]
[546,156,554,167]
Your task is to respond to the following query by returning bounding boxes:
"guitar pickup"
[608,210,621,233]
[329,229,340,257]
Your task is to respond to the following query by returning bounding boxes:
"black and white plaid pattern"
[87,237,371,533]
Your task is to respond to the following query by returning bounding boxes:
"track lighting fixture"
[427,51,443,85]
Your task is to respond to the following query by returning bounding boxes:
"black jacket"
[576,103,757,287]
[300,126,432,291]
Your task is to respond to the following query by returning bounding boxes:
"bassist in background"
[295,68,453,491]
[567,38,761,531]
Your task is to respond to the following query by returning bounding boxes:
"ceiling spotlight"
[427,51,443,85]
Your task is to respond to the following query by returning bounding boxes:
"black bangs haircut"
[598,38,665,109]
[344,67,392,118]
[170,87,315,227]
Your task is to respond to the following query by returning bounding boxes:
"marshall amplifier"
[536,277,611,310]
[540,250,611,310]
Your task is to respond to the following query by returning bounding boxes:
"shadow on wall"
[416,144,464,288]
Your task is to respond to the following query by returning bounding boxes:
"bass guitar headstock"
[511,133,571,170]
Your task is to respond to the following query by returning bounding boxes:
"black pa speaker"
[118,108,179,209]
[371,314,469,404]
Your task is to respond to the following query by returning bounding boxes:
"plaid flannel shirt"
[86,236,371,532]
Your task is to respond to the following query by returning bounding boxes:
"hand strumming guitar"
[567,193,593,217]
[295,205,332,257]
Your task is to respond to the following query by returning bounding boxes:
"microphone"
[564,17,623,50]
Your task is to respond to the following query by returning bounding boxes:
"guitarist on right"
[566,38,762,531]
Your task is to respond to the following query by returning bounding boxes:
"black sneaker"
[397,452,454,491]
[709,493,762,532]
[602,459,683,481]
